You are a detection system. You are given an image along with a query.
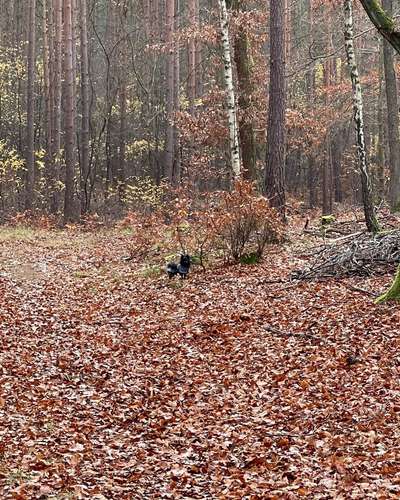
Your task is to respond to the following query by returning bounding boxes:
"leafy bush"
[165,181,284,265]
[122,176,165,213]
[208,181,284,262]
[121,181,284,270]
[119,211,169,261]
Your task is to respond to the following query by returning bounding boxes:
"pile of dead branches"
[293,230,400,280]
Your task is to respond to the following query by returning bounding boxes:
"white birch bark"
[217,0,241,178]
[343,0,378,232]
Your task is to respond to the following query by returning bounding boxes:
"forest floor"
[0,218,400,499]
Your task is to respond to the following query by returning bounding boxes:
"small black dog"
[166,254,191,279]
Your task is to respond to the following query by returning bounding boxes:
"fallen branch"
[293,230,400,280]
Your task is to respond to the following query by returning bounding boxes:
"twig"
[342,283,375,297]
[262,324,318,341]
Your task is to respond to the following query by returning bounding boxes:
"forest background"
[0,0,398,223]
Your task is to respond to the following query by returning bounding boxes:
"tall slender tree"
[264,0,286,219]
[343,0,378,233]
[227,0,257,180]
[25,0,36,211]
[79,0,90,213]
[217,0,241,178]
[63,0,77,222]
[382,0,400,211]
[52,0,63,214]
[165,0,175,182]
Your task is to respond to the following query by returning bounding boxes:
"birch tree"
[217,0,241,179]
[343,0,379,233]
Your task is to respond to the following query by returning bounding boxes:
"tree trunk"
[343,0,379,233]
[79,0,90,213]
[43,0,54,207]
[188,0,197,115]
[308,156,317,208]
[377,46,386,201]
[264,0,286,219]
[25,0,36,211]
[382,0,400,211]
[359,0,400,55]
[229,0,257,180]
[217,0,241,178]
[52,0,63,214]
[194,0,203,99]
[165,0,175,181]
[63,0,77,222]
[322,139,333,215]
[173,0,181,184]
[376,263,400,303]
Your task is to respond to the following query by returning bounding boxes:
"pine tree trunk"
[52,0,63,214]
[25,0,36,211]
[343,0,379,233]
[43,0,54,207]
[63,0,77,222]
[173,0,181,184]
[165,0,175,182]
[377,46,386,201]
[188,0,197,115]
[217,0,241,179]
[80,0,90,213]
[228,0,257,180]
[194,0,203,99]
[264,0,286,219]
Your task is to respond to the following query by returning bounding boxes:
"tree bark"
[376,263,400,303]
[217,0,241,179]
[173,0,181,184]
[228,0,257,180]
[188,0,197,115]
[382,0,400,211]
[25,0,36,211]
[264,0,286,219]
[63,0,77,222]
[79,0,90,213]
[359,0,400,54]
[165,0,175,181]
[51,0,63,214]
[43,0,54,207]
[344,0,379,233]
